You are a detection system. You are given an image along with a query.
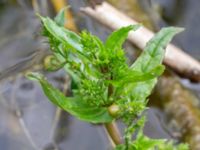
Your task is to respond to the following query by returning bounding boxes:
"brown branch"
[81,2,200,82]
[104,122,123,146]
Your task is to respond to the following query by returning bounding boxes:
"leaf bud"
[43,55,64,71]
[108,103,120,117]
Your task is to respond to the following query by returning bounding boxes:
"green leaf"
[132,131,165,150]
[110,65,165,87]
[128,27,183,100]
[26,72,113,123]
[158,141,189,150]
[131,27,184,72]
[115,138,188,150]
[39,15,82,52]
[54,7,67,26]
[133,131,189,150]
[114,145,126,150]
[115,133,188,150]
[105,25,140,52]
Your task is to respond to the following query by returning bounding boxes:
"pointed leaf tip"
[54,7,68,26]
[105,24,141,52]
[161,26,184,35]
[35,13,45,21]
[54,6,71,26]
[26,72,44,81]
[129,24,141,30]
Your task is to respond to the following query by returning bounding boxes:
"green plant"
[27,9,188,150]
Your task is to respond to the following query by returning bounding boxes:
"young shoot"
[27,9,188,150]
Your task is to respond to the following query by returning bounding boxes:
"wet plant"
[27,9,188,150]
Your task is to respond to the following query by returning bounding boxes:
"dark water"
[0,0,200,150]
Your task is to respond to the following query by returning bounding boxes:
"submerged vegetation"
[27,9,188,149]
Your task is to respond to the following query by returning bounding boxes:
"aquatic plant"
[27,9,188,150]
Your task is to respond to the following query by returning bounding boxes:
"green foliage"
[158,141,189,150]
[105,25,140,52]
[27,72,112,123]
[27,10,188,149]
[54,7,66,26]
[115,116,188,150]
[115,131,188,150]
[118,27,184,123]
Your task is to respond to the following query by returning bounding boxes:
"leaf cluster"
[27,9,188,149]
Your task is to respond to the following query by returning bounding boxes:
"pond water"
[0,0,200,150]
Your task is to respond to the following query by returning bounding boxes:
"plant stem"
[104,121,123,146]
[101,60,122,146]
